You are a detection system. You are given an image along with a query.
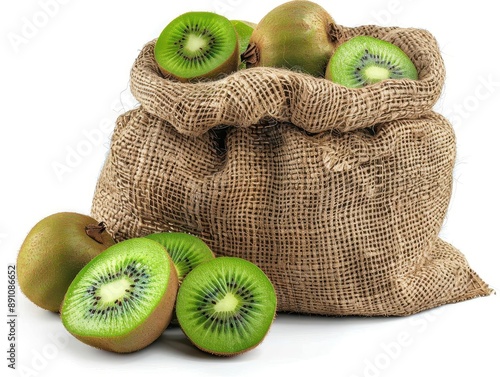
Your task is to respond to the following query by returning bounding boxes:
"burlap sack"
[91,25,491,316]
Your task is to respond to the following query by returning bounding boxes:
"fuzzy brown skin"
[244,0,339,77]
[17,212,115,312]
[70,257,179,353]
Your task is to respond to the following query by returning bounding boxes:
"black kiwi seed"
[176,257,277,355]
[154,12,239,82]
[326,35,418,88]
[61,238,180,354]
[78,259,154,320]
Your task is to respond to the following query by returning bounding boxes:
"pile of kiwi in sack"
[92,1,491,317]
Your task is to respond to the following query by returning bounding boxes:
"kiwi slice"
[176,257,277,356]
[230,20,256,70]
[60,238,178,353]
[144,232,215,283]
[326,35,418,87]
[154,12,239,82]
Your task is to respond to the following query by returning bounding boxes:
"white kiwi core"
[214,292,239,312]
[365,66,391,81]
[97,278,131,304]
[186,34,207,53]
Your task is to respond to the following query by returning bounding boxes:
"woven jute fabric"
[91,24,491,316]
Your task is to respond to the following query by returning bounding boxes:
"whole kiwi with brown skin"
[242,0,340,77]
[17,212,115,312]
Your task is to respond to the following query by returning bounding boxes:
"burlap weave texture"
[91,25,491,315]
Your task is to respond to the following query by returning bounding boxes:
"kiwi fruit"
[17,212,115,312]
[241,0,339,77]
[144,232,215,283]
[154,12,239,82]
[145,232,215,326]
[326,35,418,87]
[230,20,256,70]
[61,238,178,353]
[176,257,277,356]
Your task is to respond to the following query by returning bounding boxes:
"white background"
[2,1,499,376]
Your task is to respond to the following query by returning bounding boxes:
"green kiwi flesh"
[61,238,178,353]
[145,232,215,283]
[326,35,418,87]
[230,20,256,70]
[154,12,239,82]
[17,212,115,312]
[242,1,338,77]
[176,257,277,356]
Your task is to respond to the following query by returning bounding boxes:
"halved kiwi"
[60,238,178,353]
[144,232,215,283]
[154,12,239,82]
[176,257,277,356]
[326,35,418,87]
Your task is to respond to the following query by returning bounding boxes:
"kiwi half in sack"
[176,257,277,356]
[154,12,239,82]
[326,35,418,87]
